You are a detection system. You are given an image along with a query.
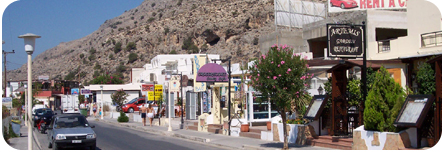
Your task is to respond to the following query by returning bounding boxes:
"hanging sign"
[196,63,228,82]
[169,75,181,92]
[327,24,365,58]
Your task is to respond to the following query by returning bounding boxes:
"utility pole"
[3,49,15,97]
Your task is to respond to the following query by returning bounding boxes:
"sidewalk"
[89,116,334,150]
[7,122,41,150]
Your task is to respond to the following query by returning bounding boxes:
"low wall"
[271,123,314,145]
[352,125,427,150]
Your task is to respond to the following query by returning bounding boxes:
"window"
[421,31,442,47]
[378,39,391,53]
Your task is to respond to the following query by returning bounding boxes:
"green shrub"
[89,47,96,55]
[164,27,170,35]
[416,61,435,95]
[177,0,182,6]
[182,37,199,53]
[88,54,96,61]
[114,42,122,54]
[94,63,101,70]
[128,53,138,63]
[109,54,115,60]
[80,53,84,59]
[117,111,129,122]
[170,50,177,54]
[363,66,406,132]
[151,3,156,7]
[148,17,155,23]
[125,42,136,51]
[152,12,157,17]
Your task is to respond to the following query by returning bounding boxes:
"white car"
[32,104,46,115]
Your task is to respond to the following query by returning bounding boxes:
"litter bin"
[80,109,88,117]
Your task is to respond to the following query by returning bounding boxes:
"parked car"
[46,113,96,150]
[33,108,55,133]
[121,97,154,113]
[33,108,54,128]
[330,0,358,9]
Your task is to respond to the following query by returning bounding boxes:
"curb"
[32,128,42,150]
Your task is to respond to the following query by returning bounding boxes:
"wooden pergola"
[427,55,442,144]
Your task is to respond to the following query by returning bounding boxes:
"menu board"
[394,95,434,128]
[304,95,328,120]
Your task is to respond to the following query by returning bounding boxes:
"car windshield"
[127,98,138,104]
[36,109,53,115]
[56,115,89,128]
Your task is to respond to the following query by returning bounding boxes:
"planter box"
[352,125,424,150]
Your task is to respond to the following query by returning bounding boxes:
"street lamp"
[318,85,324,95]
[100,85,103,119]
[19,33,41,150]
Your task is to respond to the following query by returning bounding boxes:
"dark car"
[46,114,96,150]
[33,108,54,128]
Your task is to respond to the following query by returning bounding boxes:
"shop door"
[186,92,197,120]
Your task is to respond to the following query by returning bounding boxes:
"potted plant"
[241,123,250,132]
[266,121,272,130]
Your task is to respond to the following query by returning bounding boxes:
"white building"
[86,84,141,106]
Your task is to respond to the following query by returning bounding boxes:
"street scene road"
[33,117,225,150]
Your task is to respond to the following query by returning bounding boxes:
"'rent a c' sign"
[327,24,365,58]
[196,63,228,82]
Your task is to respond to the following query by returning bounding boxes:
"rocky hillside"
[6,0,280,84]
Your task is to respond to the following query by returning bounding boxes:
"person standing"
[99,107,102,117]
[93,104,97,117]
[140,104,147,126]
[147,103,155,127]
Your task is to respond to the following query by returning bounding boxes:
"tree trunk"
[281,112,289,150]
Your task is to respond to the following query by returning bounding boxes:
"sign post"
[327,23,367,132]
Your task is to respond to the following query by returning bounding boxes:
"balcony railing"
[421,31,442,47]
[378,39,392,53]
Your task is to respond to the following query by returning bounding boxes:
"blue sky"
[1,0,144,71]
[2,0,442,72]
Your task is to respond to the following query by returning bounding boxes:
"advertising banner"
[328,0,407,13]
[147,85,163,101]
[195,63,228,82]
[193,55,207,92]
[327,24,365,58]
[71,88,80,95]
[80,89,92,95]
[169,75,181,92]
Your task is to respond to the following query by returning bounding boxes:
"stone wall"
[271,123,314,145]
[352,125,415,150]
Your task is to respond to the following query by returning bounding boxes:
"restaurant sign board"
[327,24,365,58]
[196,63,228,82]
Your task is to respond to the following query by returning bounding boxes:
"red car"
[121,97,155,113]
[330,0,358,9]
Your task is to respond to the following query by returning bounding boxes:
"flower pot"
[266,121,272,130]
[241,124,249,132]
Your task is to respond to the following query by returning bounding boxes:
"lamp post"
[168,85,172,131]
[19,33,41,150]
[24,85,27,127]
[317,85,324,95]
[100,85,103,119]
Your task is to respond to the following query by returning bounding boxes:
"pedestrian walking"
[147,103,155,127]
[93,104,97,117]
[140,104,147,126]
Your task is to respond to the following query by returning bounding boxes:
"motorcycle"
[36,117,51,134]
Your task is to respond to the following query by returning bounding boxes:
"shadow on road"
[259,143,312,149]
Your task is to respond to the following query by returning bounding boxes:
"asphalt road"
[34,119,225,150]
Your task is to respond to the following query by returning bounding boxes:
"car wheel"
[48,140,52,148]
[341,3,345,9]
[52,141,59,150]
[129,108,134,113]
[89,143,96,150]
